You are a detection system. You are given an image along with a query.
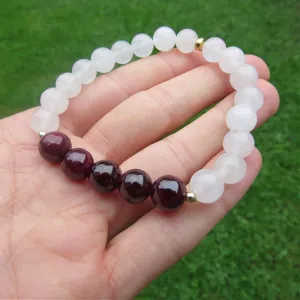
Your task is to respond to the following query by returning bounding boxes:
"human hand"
[0,50,279,299]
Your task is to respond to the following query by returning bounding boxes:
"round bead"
[111,41,133,65]
[72,59,97,84]
[31,108,60,133]
[223,131,255,158]
[190,169,224,204]
[39,132,72,163]
[56,72,81,98]
[230,64,258,91]
[62,148,94,181]
[152,175,186,211]
[89,160,122,192]
[153,26,176,52]
[215,153,247,184]
[40,88,69,115]
[226,104,257,132]
[219,46,245,74]
[202,37,226,63]
[119,169,152,204]
[234,87,264,112]
[176,29,198,53]
[131,33,154,58]
[91,48,115,73]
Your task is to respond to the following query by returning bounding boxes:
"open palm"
[0,50,279,299]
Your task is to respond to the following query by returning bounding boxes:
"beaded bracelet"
[30,26,264,210]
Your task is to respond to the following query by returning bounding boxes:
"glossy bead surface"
[152,175,186,211]
[56,73,81,98]
[72,59,97,84]
[31,108,60,133]
[219,46,245,74]
[190,169,224,204]
[230,64,258,91]
[234,87,264,112]
[223,131,255,158]
[111,41,133,64]
[131,33,154,58]
[62,148,94,181]
[89,160,122,192]
[153,26,176,52]
[202,37,226,62]
[176,29,198,53]
[119,169,152,204]
[215,153,247,184]
[39,132,72,163]
[40,88,69,115]
[91,48,115,73]
[226,104,257,132]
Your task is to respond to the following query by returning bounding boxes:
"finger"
[104,148,262,299]
[108,79,279,236]
[85,55,269,163]
[60,50,206,136]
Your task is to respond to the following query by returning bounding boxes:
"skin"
[0,50,279,299]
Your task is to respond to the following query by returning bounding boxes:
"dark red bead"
[62,148,94,181]
[89,160,122,192]
[39,131,72,163]
[152,175,187,211]
[119,169,152,204]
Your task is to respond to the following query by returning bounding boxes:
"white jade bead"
[31,108,60,133]
[190,169,224,204]
[226,104,257,132]
[72,59,97,84]
[219,46,245,74]
[153,26,176,52]
[230,64,258,91]
[111,41,133,64]
[40,88,69,115]
[56,73,81,98]
[215,153,247,184]
[91,48,115,73]
[223,131,255,158]
[131,33,154,58]
[234,87,264,112]
[202,37,226,62]
[176,29,198,53]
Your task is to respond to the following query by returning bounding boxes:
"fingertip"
[246,55,271,81]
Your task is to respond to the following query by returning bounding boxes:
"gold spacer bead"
[184,192,198,203]
[194,38,205,51]
[38,132,46,138]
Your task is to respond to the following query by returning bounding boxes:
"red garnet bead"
[152,175,187,211]
[39,131,72,163]
[62,148,94,181]
[119,169,152,204]
[89,160,122,192]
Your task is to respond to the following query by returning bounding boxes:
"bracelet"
[30,26,264,210]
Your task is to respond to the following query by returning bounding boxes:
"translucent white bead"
[215,153,247,184]
[219,46,245,74]
[40,88,69,115]
[234,87,264,112]
[153,26,176,52]
[91,48,115,73]
[226,104,257,132]
[111,41,133,65]
[56,73,81,98]
[230,64,258,91]
[30,108,60,133]
[72,59,97,84]
[176,29,198,53]
[223,131,255,158]
[202,37,226,63]
[190,169,224,204]
[131,33,154,58]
